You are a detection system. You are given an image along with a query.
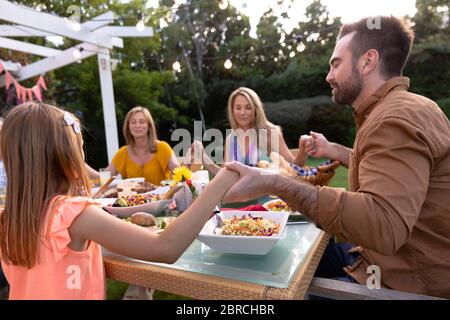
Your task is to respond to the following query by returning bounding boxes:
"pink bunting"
[27,89,33,101]
[3,69,47,102]
[20,85,27,102]
[15,81,23,101]
[14,80,21,95]
[32,86,42,102]
[37,75,47,91]
[5,71,12,89]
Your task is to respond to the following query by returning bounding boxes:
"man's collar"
[353,76,410,128]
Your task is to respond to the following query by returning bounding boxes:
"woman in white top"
[190,87,307,175]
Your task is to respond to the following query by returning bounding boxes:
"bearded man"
[222,16,450,298]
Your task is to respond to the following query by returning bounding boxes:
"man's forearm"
[329,143,352,168]
[271,174,319,216]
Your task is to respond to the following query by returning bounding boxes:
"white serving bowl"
[103,199,172,217]
[197,211,289,255]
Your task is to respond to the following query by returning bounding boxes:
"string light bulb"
[72,47,83,59]
[218,0,228,10]
[296,42,305,52]
[136,13,145,32]
[71,22,81,32]
[172,60,181,72]
[224,58,232,69]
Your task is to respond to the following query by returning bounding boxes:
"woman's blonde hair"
[0,103,91,268]
[123,106,158,153]
[226,87,280,153]
[227,87,277,131]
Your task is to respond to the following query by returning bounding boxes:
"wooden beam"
[0,43,108,87]
[82,11,115,30]
[0,0,113,48]
[0,11,116,37]
[0,59,22,73]
[101,26,154,37]
[0,25,52,37]
[0,36,62,57]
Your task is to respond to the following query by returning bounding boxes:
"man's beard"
[331,68,363,105]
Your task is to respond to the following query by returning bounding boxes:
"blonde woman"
[191,87,307,175]
[105,106,180,185]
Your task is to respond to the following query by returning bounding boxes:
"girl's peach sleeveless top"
[1,196,105,300]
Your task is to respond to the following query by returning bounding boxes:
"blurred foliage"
[0,0,448,168]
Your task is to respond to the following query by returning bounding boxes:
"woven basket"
[290,160,340,186]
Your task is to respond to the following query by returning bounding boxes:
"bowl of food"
[262,198,304,216]
[197,211,289,255]
[103,194,172,217]
[263,199,293,212]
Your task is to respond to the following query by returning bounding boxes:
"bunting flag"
[0,61,48,103]
[27,89,33,101]
[37,75,47,91]
[20,86,27,102]
[32,86,42,102]
[5,71,12,89]
[13,80,21,96]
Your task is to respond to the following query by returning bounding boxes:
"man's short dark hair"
[338,16,414,78]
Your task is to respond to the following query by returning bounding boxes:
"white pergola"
[0,0,153,162]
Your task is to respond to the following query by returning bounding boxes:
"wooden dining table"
[103,215,329,300]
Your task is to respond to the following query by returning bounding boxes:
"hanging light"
[71,22,81,32]
[218,0,228,10]
[296,42,305,52]
[136,20,145,32]
[172,60,181,72]
[295,35,305,52]
[224,58,232,69]
[72,47,83,59]
[136,13,145,32]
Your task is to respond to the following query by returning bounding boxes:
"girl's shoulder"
[46,196,101,260]
[49,196,100,222]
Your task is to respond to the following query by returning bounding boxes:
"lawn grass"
[106,279,191,300]
[107,157,349,300]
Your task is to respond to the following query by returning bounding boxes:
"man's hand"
[222,162,274,203]
[302,131,333,159]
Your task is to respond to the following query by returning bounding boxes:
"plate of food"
[118,212,177,233]
[92,180,156,199]
[262,198,302,215]
[197,211,289,255]
[103,193,172,217]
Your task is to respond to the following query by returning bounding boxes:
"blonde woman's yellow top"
[112,141,173,185]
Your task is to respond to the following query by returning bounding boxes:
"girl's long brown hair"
[0,103,91,268]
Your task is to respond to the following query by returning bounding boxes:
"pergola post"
[97,52,119,162]
[0,1,153,164]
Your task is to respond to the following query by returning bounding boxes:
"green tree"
[413,0,449,43]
